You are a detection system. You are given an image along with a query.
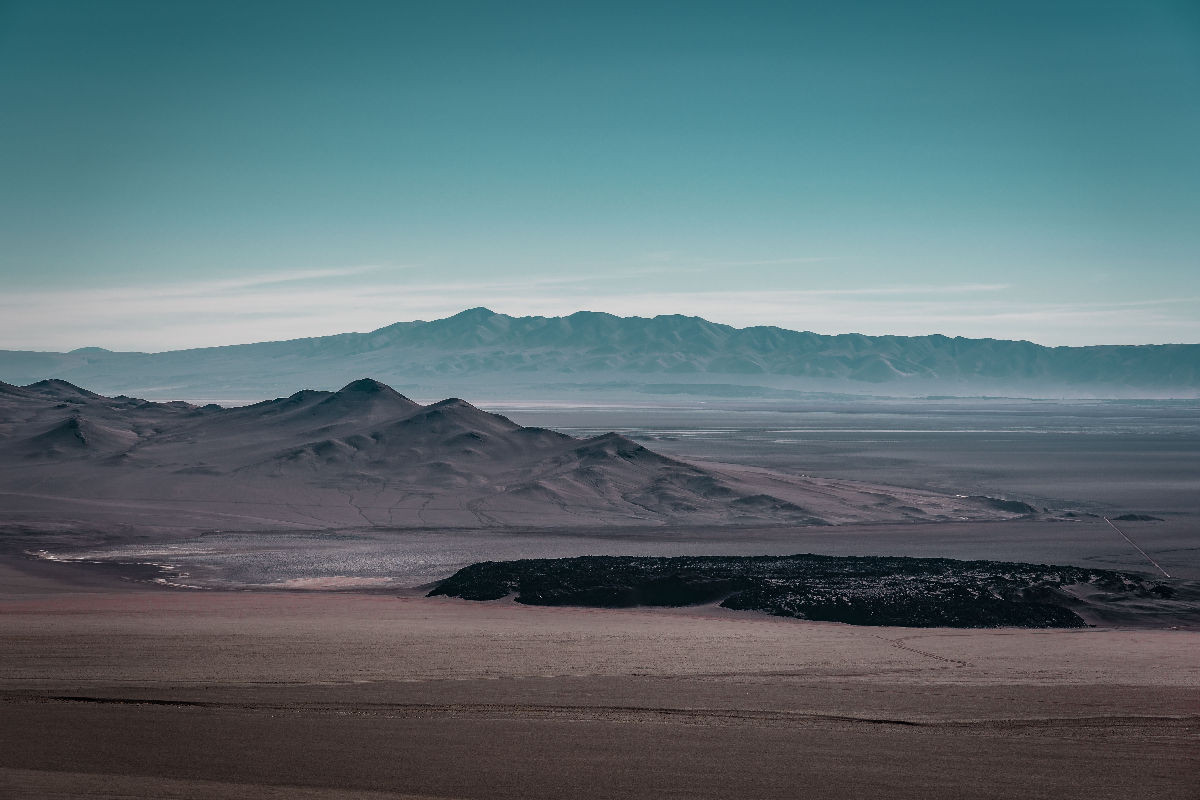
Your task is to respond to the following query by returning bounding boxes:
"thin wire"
[1103,517,1171,578]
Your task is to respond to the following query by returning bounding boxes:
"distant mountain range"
[1,308,1197,402]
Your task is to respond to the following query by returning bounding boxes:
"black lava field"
[430,553,1175,628]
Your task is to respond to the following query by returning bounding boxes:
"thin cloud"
[629,254,841,272]
[202,264,390,292]
[751,283,1010,297]
[2,265,395,305]
[700,257,842,267]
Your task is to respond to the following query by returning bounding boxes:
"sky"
[1,0,1198,351]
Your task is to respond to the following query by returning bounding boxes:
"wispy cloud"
[196,264,389,292]
[28,265,392,301]
[695,256,842,268]
[631,253,841,272]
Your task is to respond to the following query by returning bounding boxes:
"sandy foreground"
[1,555,1197,800]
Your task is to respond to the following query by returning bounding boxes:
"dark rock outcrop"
[430,554,1178,628]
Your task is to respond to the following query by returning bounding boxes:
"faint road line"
[1103,517,1171,578]
[873,634,969,668]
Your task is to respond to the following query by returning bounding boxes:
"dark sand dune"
[0,378,1039,531]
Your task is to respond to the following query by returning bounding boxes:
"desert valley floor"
[1,386,1197,798]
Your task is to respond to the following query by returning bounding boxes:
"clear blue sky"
[1,0,1198,350]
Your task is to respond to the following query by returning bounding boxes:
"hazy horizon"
[5,305,1200,356]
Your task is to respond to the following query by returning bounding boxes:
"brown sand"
[1,556,1197,799]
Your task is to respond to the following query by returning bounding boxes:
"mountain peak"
[411,397,522,433]
[427,397,477,410]
[311,378,419,416]
[336,378,400,395]
[448,307,500,321]
[575,431,650,456]
[23,378,101,399]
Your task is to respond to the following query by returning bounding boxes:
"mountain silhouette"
[1,309,1196,402]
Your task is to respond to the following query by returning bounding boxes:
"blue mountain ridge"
[1,308,1197,401]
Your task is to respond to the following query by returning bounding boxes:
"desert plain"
[1,385,1198,798]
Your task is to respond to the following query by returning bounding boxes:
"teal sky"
[1,0,1198,350]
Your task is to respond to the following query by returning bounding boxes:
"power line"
[1103,517,1171,578]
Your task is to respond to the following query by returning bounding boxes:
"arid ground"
[1,394,1197,798]
[2,552,1199,800]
